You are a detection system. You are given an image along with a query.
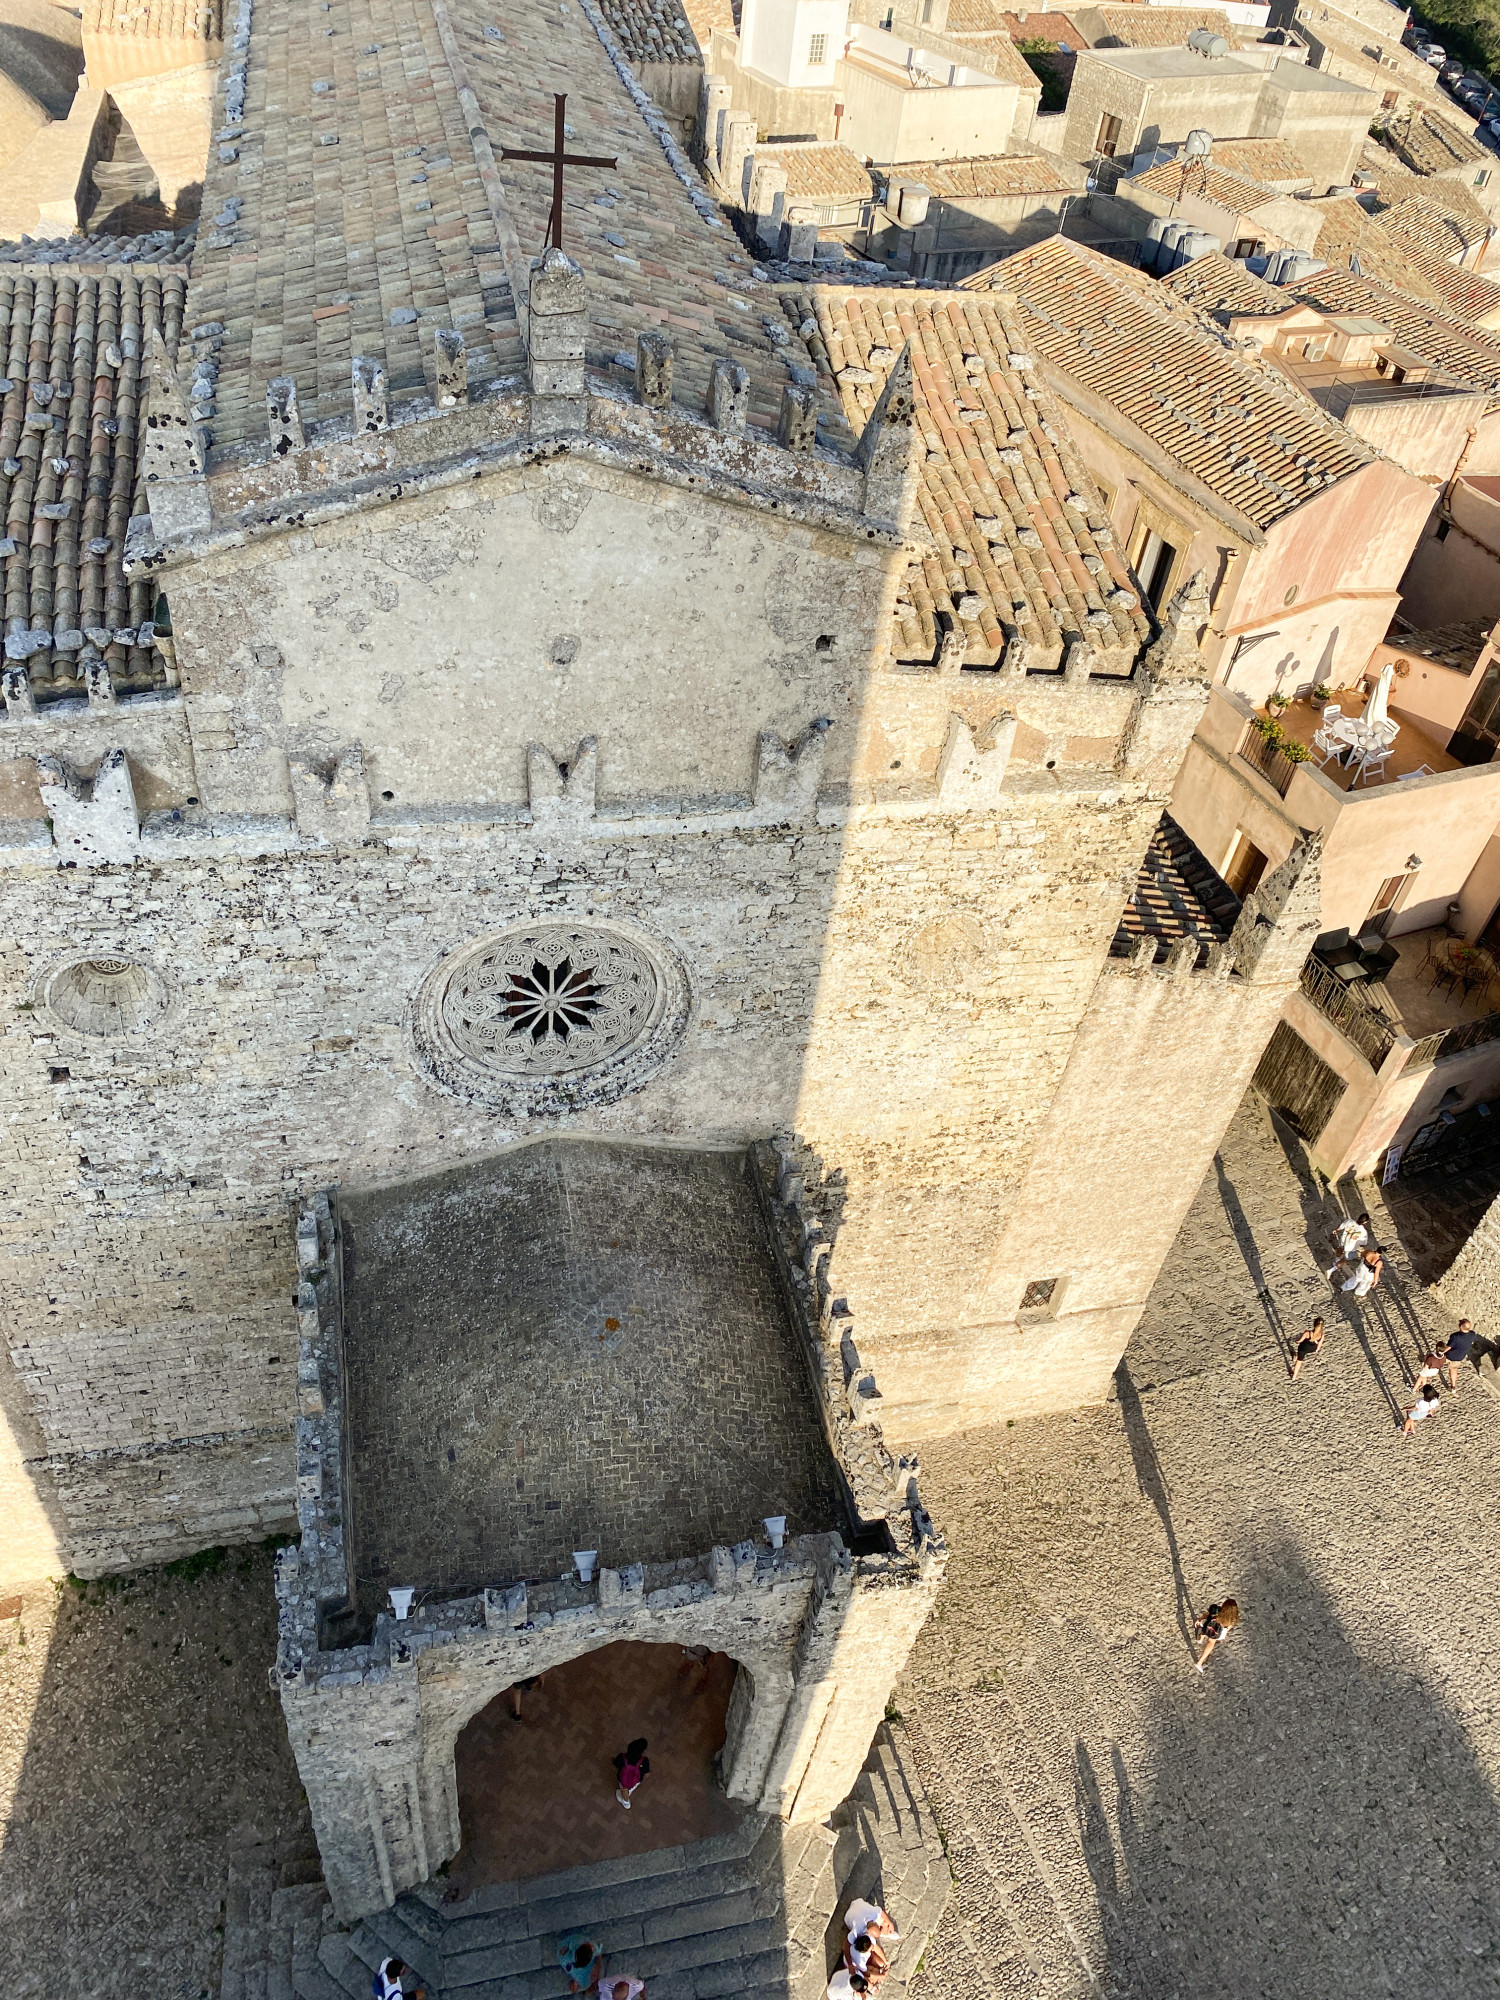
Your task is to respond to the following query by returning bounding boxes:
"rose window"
[416,923,688,1108]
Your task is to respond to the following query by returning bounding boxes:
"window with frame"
[809,30,828,63]
[1096,111,1123,156]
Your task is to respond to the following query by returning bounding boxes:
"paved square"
[341,1141,841,1617]
[903,1096,1500,2000]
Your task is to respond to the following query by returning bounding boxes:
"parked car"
[1419,44,1447,64]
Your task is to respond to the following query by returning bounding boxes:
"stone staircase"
[221,1727,948,2000]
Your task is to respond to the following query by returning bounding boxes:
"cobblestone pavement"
[0,1544,309,2000]
[903,1094,1500,2000]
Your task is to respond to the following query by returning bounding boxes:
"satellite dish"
[1184,127,1213,156]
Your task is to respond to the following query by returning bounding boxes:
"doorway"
[1134,528,1178,610]
[1224,831,1268,899]
[446,1640,745,1895]
[1449,655,1500,766]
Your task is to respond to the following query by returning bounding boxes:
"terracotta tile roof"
[1089,6,1242,48]
[1376,191,1490,263]
[1129,156,1284,212]
[1382,105,1489,175]
[895,151,1078,198]
[1111,811,1241,960]
[941,0,1012,29]
[1163,250,1500,393]
[0,261,186,705]
[81,0,222,37]
[755,143,873,203]
[680,0,734,42]
[188,0,811,454]
[1394,619,1492,672]
[1305,193,1452,308]
[790,281,1152,664]
[992,7,1086,47]
[1356,142,1491,239]
[0,228,195,268]
[943,28,1045,86]
[969,237,1373,531]
[595,0,701,65]
[1373,205,1500,323]
[1209,137,1313,187]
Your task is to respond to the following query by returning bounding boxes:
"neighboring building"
[705,1,1041,162]
[966,235,1433,693]
[1095,151,1324,254]
[1069,4,1247,47]
[1210,132,1317,186]
[1377,102,1500,224]
[1400,481,1500,632]
[736,139,1084,272]
[1168,651,1500,1184]
[1288,0,1441,119]
[1059,43,1374,187]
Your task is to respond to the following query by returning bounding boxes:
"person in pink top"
[613,1737,650,1809]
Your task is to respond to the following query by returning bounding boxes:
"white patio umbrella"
[1362,661,1396,734]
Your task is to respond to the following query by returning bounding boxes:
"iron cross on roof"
[501,93,619,252]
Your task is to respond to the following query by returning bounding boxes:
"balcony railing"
[1298,957,1398,1068]
[1237,724,1299,798]
[1406,1009,1500,1071]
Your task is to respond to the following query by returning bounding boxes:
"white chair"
[1321,703,1342,724]
[1354,720,1398,786]
[1314,715,1360,767]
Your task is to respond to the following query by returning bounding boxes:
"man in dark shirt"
[1439,1319,1478,1391]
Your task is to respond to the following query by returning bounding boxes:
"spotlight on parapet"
[764,1515,788,1549]
[389,1587,416,1620]
[573,1549,599,1583]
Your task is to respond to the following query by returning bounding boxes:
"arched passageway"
[446,1639,746,1895]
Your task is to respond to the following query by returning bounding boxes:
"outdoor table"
[1436,937,1497,1006]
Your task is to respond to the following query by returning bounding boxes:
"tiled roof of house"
[1111,810,1241,961]
[1208,137,1313,187]
[186,0,813,455]
[790,282,1152,664]
[993,7,1087,47]
[1089,5,1242,47]
[1305,193,1452,308]
[966,236,1373,531]
[0,228,195,268]
[940,0,1011,29]
[595,0,702,65]
[1129,156,1284,213]
[1164,250,1500,393]
[80,0,222,38]
[1382,104,1488,175]
[896,151,1078,198]
[1356,142,1491,240]
[945,28,1046,86]
[680,0,734,44]
[756,143,873,202]
[0,261,186,705]
[1376,191,1493,267]
[1395,619,1493,672]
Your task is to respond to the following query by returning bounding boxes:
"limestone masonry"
[0,0,1322,1592]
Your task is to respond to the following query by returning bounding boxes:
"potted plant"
[1282,738,1312,765]
[1310,681,1333,704]
[1268,689,1291,715]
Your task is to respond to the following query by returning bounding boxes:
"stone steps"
[224,1728,947,2000]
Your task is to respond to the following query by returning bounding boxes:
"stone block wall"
[1438,1187,1500,1334]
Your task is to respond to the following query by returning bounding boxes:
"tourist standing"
[1342,1248,1383,1299]
[1193,1598,1239,1672]
[602,1979,646,2000]
[1326,1211,1371,1281]
[373,1959,424,2000]
[613,1738,650,1810]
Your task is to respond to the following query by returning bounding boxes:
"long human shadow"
[1091,1541,1500,1999]
[1114,1362,1194,1649]
[1213,1152,1286,1352]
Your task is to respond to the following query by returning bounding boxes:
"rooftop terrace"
[340,1141,842,1621]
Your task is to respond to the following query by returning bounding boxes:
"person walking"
[1411,1352,1445,1399]
[1438,1319,1478,1391]
[842,1899,899,1951]
[507,1671,546,1722]
[1193,1598,1238,1673]
[1290,1317,1326,1380]
[826,1971,868,1998]
[1326,1211,1371,1281]
[602,1979,646,2000]
[613,1738,650,1810]
[845,1929,890,1986]
[1342,1248,1383,1299]
[557,1932,604,1993]
[372,1960,424,2000]
[1402,1383,1442,1437]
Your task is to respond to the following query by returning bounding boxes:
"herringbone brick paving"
[446,1639,744,1895]
[341,1142,840,1617]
